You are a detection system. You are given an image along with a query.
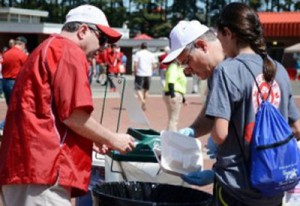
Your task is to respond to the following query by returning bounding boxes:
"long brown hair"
[217,2,276,82]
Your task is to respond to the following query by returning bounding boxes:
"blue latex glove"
[206,136,218,159]
[181,170,215,186]
[178,127,195,137]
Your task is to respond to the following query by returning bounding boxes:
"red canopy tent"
[133,34,153,40]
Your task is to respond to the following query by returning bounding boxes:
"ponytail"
[251,37,276,83]
[261,53,276,83]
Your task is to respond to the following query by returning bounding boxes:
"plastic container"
[93,181,213,206]
[154,131,203,175]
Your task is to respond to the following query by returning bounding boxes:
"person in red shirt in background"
[88,54,97,84]
[106,43,122,92]
[0,5,135,206]
[2,36,27,105]
[0,51,3,99]
[0,36,28,133]
[158,46,170,87]
[95,47,108,85]
[116,45,126,75]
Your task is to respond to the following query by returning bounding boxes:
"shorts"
[213,181,282,206]
[135,76,151,91]
[1,184,71,206]
[214,181,247,206]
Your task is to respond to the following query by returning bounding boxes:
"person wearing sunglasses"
[0,4,135,206]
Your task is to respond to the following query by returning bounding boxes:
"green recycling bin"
[110,128,161,162]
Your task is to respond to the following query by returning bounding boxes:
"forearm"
[133,62,137,74]
[211,118,229,145]
[292,119,300,140]
[190,108,214,137]
[152,63,157,71]
[63,109,116,147]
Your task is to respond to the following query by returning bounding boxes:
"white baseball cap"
[162,20,209,63]
[65,4,122,43]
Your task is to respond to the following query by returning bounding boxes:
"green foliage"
[104,6,127,27]
[151,21,172,37]
[295,1,300,11]
[249,0,262,11]
[2,0,300,38]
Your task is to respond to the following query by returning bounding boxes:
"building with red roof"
[258,12,300,61]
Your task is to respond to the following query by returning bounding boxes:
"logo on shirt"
[252,73,281,113]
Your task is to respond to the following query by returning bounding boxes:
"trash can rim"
[92,181,213,206]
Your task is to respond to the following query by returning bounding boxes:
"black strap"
[221,66,249,164]
[221,67,251,188]
[231,58,276,165]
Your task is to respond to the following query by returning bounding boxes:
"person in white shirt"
[133,42,156,111]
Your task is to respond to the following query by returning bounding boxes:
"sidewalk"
[91,74,300,97]
[90,75,207,98]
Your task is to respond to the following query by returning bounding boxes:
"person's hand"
[93,143,111,154]
[206,136,218,159]
[184,67,193,75]
[110,133,136,154]
[181,170,215,186]
[178,127,195,137]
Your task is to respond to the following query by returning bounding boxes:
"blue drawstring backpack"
[251,100,300,196]
[238,60,300,197]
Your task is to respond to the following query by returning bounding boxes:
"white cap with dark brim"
[162,20,209,64]
[65,4,122,43]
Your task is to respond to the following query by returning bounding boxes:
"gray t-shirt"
[206,53,300,205]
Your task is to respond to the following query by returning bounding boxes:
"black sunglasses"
[99,33,108,46]
[88,25,108,46]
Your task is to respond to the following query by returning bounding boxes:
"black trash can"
[93,181,213,206]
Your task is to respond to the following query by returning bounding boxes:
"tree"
[2,0,300,38]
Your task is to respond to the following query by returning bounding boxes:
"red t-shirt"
[2,46,28,78]
[95,50,107,64]
[106,50,122,74]
[0,34,94,197]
